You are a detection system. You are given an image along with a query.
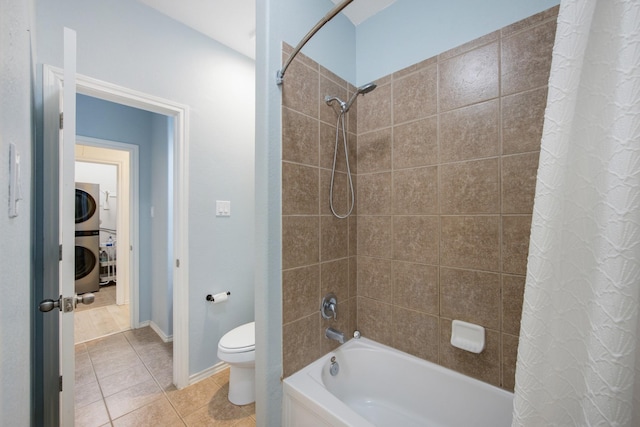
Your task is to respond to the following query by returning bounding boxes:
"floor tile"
[111,397,185,427]
[99,361,155,397]
[182,384,252,427]
[75,399,110,427]
[166,377,222,418]
[76,327,254,427]
[75,379,103,409]
[104,378,163,420]
[76,353,97,387]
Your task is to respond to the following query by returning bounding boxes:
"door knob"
[39,293,95,312]
[39,295,62,312]
[75,293,95,308]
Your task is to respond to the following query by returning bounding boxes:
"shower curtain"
[512,0,640,426]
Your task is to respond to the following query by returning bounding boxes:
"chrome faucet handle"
[321,293,338,320]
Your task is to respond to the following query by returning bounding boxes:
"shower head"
[357,82,377,95]
[343,82,377,113]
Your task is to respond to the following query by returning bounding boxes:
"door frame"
[43,65,191,389]
[75,139,138,315]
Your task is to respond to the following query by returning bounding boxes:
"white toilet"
[217,321,255,405]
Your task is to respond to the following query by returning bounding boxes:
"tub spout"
[325,327,345,344]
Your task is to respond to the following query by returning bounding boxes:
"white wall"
[0,0,35,425]
[75,161,118,233]
[36,0,256,376]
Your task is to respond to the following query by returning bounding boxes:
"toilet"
[217,321,255,405]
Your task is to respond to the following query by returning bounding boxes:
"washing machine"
[75,182,100,293]
[75,231,100,294]
[75,182,100,232]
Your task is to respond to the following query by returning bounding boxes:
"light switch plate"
[216,200,231,217]
[8,143,21,218]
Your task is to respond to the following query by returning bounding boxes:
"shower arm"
[276,0,354,85]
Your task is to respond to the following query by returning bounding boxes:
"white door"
[37,28,92,426]
[59,26,78,425]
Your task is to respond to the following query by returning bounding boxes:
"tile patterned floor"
[75,285,130,344]
[75,327,256,426]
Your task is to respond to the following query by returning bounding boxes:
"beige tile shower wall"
[355,7,558,391]
[281,45,358,378]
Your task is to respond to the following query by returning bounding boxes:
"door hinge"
[59,375,63,392]
[59,112,63,129]
[176,259,180,268]
[59,244,63,261]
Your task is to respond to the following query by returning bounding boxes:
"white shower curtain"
[512,0,640,426]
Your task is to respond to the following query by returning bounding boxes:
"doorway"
[41,63,191,401]
[74,142,135,343]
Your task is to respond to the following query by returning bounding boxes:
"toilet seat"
[217,321,256,405]
[218,321,255,354]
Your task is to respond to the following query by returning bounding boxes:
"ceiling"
[137,0,397,60]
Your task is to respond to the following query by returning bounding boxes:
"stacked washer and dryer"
[75,182,101,294]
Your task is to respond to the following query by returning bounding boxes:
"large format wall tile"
[357,172,392,215]
[282,216,319,269]
[392,261,438,315]
[393,65,437,125]
[393,308,439,362]
[358,128,392,173]
[282,162,318,215]
[283,7,557,389]
[282,108,319,166]
[282,265,320,325]
[357,216,392,259]
[440,99,499,163]
[440,158,500,214]
[439,42,499,112]
[392,167,438,215]
[440,216,500,271]
[501,19,556,96]
[440,267,501,330]
[393,216,439,264]
[393,117,438,169]
[282,56,319,118]
[502,152,540,214]
[502,87,547,155]
[358,82,392,134]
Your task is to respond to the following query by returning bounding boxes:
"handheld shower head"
[344,82,377,112]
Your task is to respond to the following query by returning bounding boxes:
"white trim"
[149,321,174,343]
[46,65,191,390]
[189,361,230,385]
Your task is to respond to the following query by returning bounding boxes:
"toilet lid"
[219,321,255,353]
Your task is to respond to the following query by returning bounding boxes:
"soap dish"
[450,320,485,354]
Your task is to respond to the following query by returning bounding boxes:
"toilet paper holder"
[206,291,231,302]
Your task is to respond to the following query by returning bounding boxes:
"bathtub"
[283,337,513,427]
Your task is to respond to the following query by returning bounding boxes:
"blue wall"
[280,0,356,84]
[276,0,560,85]
[356,0,560,84]
[76,94,159,325]
[37,0,256,377]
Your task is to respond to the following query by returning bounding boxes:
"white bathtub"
[283,337,513,427]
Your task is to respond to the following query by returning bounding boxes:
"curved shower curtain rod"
[276,0,354,85]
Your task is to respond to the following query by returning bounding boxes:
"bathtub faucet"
[325,327,345,344]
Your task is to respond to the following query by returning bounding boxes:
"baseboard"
[189,361,229,385]
[149,321,173,343]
